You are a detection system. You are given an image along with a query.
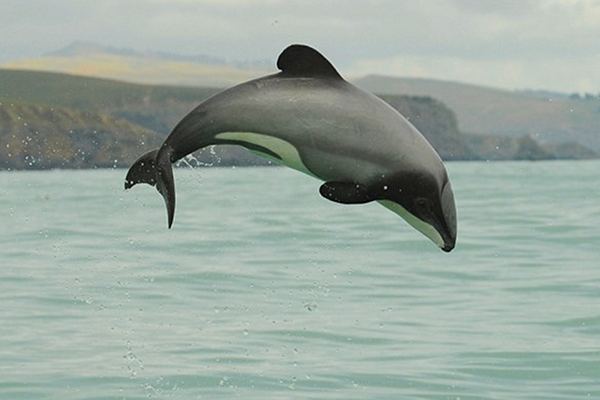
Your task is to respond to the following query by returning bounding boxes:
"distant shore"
[1,69,597,171]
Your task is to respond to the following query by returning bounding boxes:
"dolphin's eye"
[415,197,429,210]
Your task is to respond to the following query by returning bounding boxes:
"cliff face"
[379,95,473,160]
[465,133,597,161]
[0,102,161,170]
[356,75,600,153]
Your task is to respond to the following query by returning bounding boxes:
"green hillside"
[0,69,219,133]
[0,101,161,169]
[355,75,600,152]
[0,69,218,109]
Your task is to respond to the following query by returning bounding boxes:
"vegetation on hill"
[0,102,161,169]
[0,69,218,130]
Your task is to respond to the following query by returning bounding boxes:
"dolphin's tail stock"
[125,147,176,228]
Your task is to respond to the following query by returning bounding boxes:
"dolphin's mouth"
[378,200,445,248]
[440,181,457,252]
[441,241,455,253]
[431,206,456,252]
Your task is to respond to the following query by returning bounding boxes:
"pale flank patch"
[378,200,444,248]
[215,132,315,177]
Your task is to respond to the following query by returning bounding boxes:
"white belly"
[215,131,315,177]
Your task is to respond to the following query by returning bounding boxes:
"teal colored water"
[1,161,599,399]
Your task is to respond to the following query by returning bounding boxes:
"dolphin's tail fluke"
[125,147,176,228]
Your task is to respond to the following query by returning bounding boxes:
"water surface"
[1,161,599,399]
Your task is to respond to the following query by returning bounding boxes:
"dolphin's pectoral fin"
[319,182,373,204]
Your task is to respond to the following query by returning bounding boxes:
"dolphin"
[125,44,457,251]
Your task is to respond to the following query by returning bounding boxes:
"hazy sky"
[2,0,600,92]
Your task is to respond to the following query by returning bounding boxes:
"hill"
[355,75,600,152]
[5,42,598,154]
[465,133,596,161]
[0,69,220,132]
[3,42,266,87]
[0,69,595,170]
[0,102,161,169]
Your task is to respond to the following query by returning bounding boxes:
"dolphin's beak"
[441,241,455,253]
[439,181,457,252]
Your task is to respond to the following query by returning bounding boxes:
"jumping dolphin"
[125,44,457,252]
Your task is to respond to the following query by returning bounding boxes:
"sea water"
[0,161,599,399]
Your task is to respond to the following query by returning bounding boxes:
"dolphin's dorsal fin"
[277,44,343,79]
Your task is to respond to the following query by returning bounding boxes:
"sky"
[2,0,600,92]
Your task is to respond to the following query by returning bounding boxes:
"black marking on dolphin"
[125,44,458,252]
